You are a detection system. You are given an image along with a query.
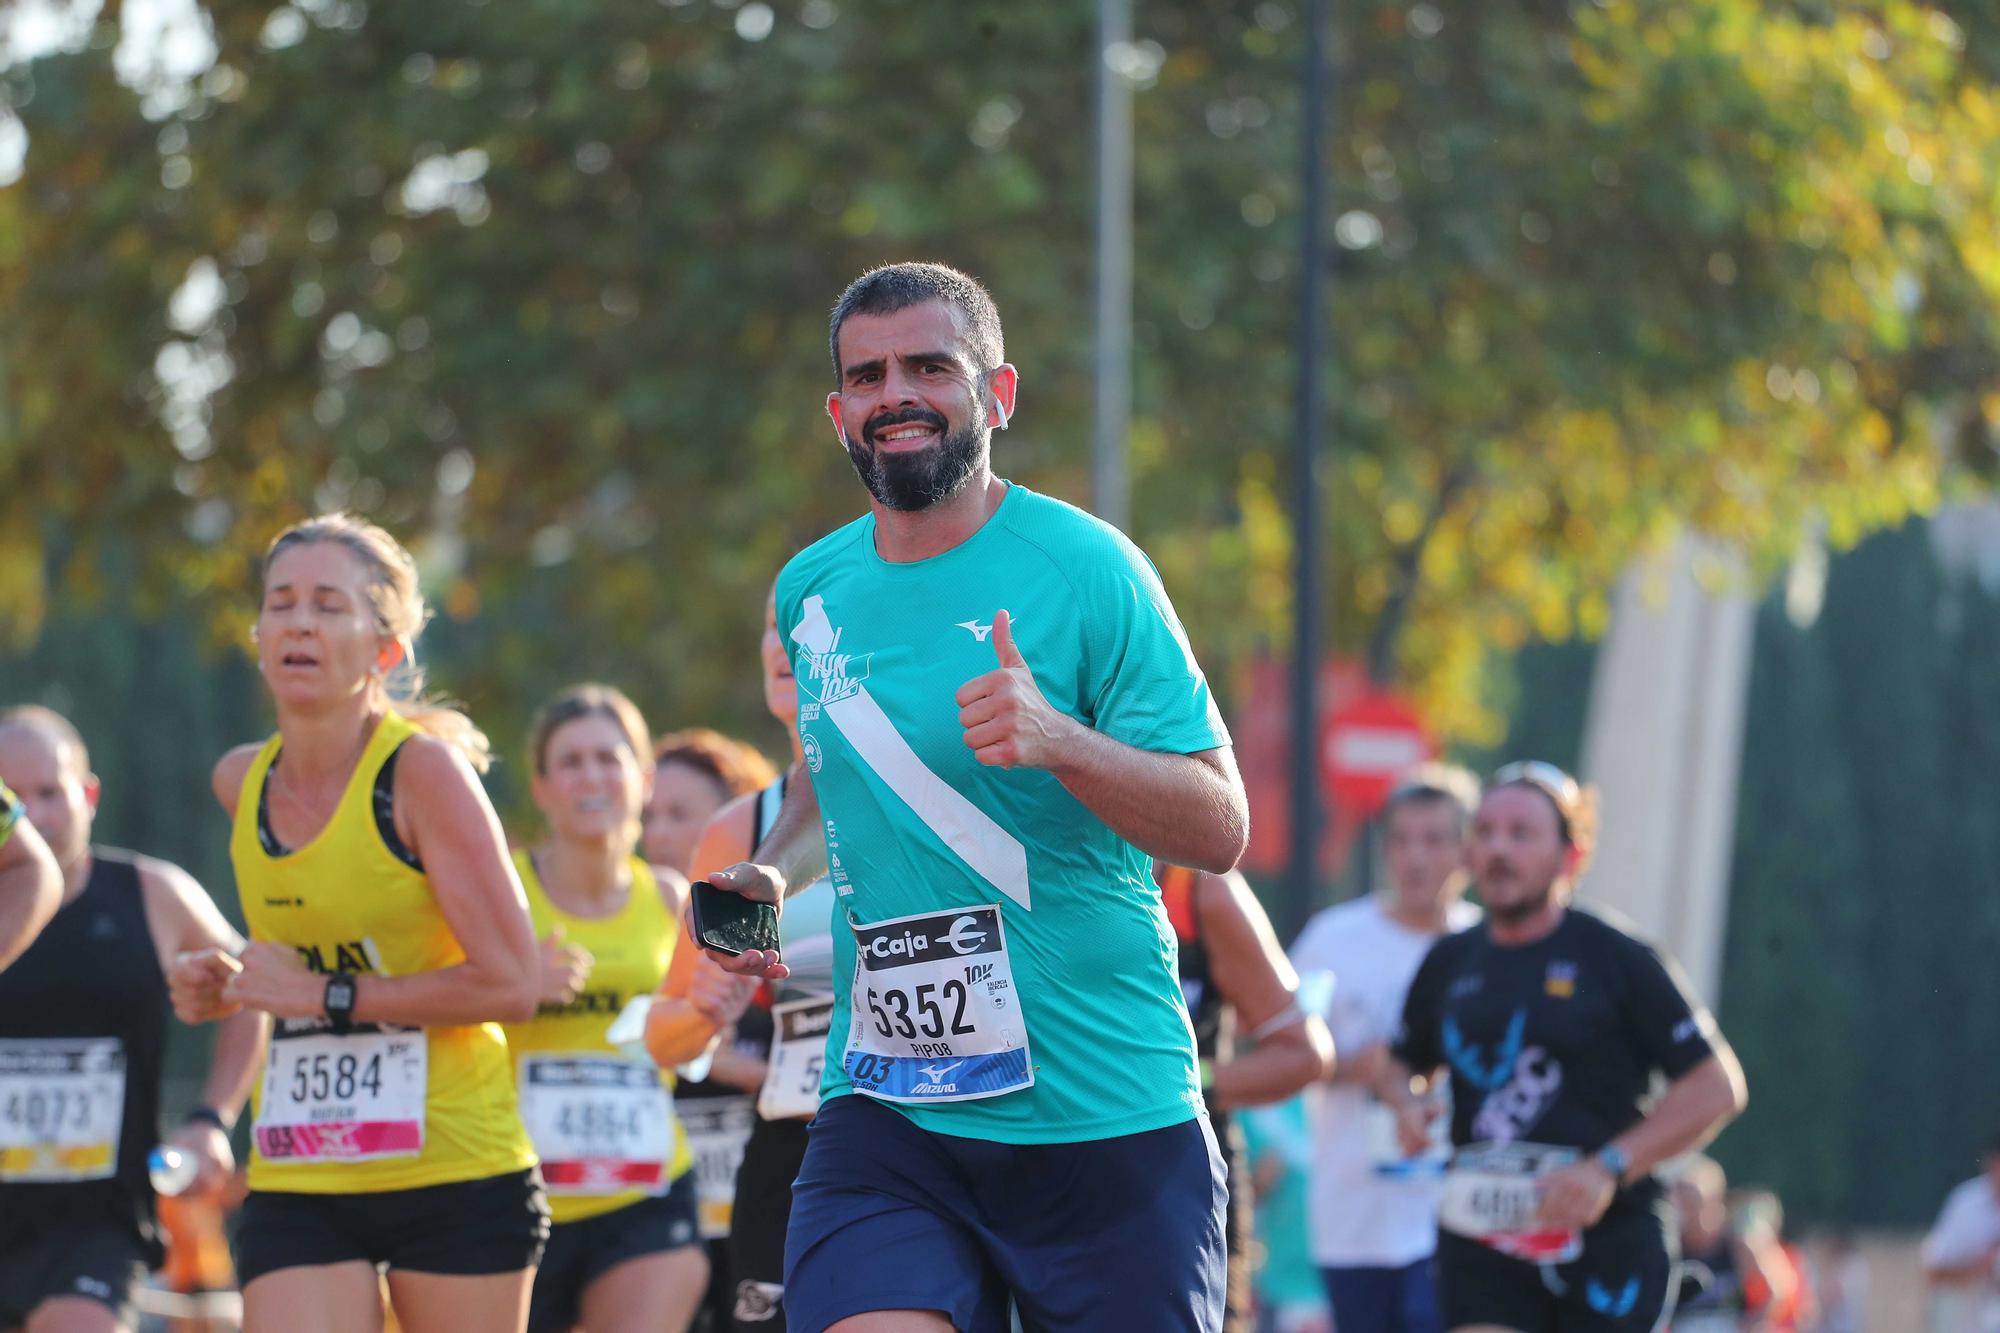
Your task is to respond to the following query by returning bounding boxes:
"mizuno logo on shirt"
[956,620,995,642]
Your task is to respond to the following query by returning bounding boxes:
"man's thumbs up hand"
[955,609,1076,771]
[991,608,1027,670]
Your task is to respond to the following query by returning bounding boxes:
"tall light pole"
[1287,0,1328,930]
[1093,0,1133,532]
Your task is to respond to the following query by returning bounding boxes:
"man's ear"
[827,392,849,449]
[988,364,1019,429]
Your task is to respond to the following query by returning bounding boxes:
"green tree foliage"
[4,0,1999,761]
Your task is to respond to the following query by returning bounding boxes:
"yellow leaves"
[1859,411,1893,454]
[1381,498,1424,545]
[0,516,47,649]
[1128,417,1168,474]
[250,455,287,503]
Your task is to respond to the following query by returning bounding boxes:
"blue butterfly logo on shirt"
[1443,1009,1527,1092]
[1585,1276,1639,1317]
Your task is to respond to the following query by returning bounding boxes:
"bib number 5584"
[288,1052,383,1105]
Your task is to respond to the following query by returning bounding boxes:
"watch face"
[327,979,355,1009]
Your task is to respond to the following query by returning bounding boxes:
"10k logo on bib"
[843,906,1033,1103]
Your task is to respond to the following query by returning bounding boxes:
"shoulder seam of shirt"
[994,494,1099,611]
[781,515,873,593]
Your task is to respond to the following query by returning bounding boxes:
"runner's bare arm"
[139,854,266,1187]
[956,611,1248,873]
[1325,1042,1391,1087]
[1056,741,1247,875]
[1198,870,1333,1109]
[223,736,540,1024]
[1924,1236,2000,1283]
[1592,1049,1747,1184]
[702,768,828,980]
[210,744,260,820]
[647,794,766,1062]
[702,1035,770,1093]
[747,765,829,896]
[0,810,60,971]
[141,857,268,1114]
[1373,1053,1445,1155]
[1536,1049,1748,1231]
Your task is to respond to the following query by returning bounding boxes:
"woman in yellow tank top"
[169,514,547,1333]
[507,684,747,1333]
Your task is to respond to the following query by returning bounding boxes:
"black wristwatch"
[324,972,358,1035]
[185,1104,231,1134]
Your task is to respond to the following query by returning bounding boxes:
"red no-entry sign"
[1321,691,1433,819]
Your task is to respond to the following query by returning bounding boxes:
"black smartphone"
[690,879,782,957]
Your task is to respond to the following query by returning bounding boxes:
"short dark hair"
[1382,762,1479,836]
[828,262,1005,382]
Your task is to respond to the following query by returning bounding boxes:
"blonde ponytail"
[264,513,494,773]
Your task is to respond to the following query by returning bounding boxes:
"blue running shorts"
[784,1093,1227,1333]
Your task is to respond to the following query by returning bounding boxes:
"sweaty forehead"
[1478,784,1563,831]
[0,724,75,784]
[266,540,369,592]
[836,301,972,372]
[548,712,633,757]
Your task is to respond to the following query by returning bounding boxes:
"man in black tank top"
[0,707,267,1333]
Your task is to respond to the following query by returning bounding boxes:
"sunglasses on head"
[1488,760,1581,839]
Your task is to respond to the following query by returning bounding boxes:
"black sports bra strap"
[374,742,423,872]
[256,741,424,872]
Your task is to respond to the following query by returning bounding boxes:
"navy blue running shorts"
[784,1093,1227,1333]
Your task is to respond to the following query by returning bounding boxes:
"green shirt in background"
[1241,1099,1332,1312]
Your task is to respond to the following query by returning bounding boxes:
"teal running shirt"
[775,483,1230,1145]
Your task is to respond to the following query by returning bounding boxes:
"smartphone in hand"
[690,879,782,957]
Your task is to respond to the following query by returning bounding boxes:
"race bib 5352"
[843,906,1032,1104]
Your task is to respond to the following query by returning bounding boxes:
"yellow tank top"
[233,712,537,1193]
[505,850,694,1224]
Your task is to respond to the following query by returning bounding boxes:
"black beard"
[1485,879,1557,925]
[845,405,987,512]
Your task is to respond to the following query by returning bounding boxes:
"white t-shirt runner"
[1924,1176,2000,1333]
[1289,895,1479,1269]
